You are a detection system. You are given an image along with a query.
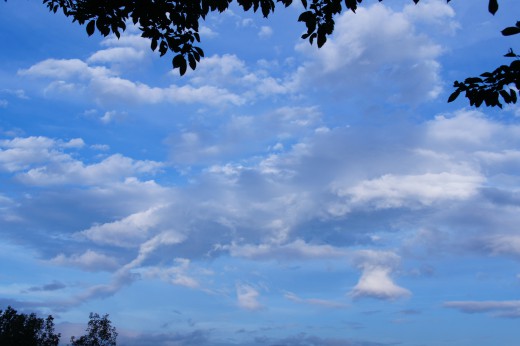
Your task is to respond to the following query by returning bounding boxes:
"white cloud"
[88,47,145,64]
[426,110,501,145]
[20,58,244,107]
[293,2,448,104]
[100,110,127,124]
[199,25,218,38]
[50,249,119,272]
[80,205,167,248]
[350,250,410,300]
[258,26,273,39]
[18,153,163,186]
[236,284,262,310]
[140,258,199,289]
[333,172,483,210]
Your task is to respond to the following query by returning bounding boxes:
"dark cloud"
[27,280,66,292]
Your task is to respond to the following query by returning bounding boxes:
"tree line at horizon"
[0,306,117,346]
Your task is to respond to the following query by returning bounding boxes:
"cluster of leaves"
[0,306,118,346]
[70,313,118,346]
[43,0,292,75]
[0,306,60,346]
[41,0,462,75]
[40,0,517,108]
[448,21,519,108]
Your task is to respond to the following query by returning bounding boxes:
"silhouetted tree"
[0,306,60,346]
[70,313,117,346]
[14,0,519,107]
[448,21,519,108]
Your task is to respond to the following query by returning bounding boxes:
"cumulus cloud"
[292,2,451,104]
[0,136,162,186]
[88,47,146,65]
[19,58,244,107]
[444,300,520,318]
[350,250,410,300]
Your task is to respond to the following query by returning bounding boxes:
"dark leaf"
[501,27,520,36]
[86,20,95,36]
[173,54,187,75]
[188,53,197,70]
[488,0,498,15]
[511,89,518,103]
[447,89,461,103]
[500,89,512,103]
[464,77,483,84]
[504,48,517,58]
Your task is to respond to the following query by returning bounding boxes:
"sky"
[0,0,519,345]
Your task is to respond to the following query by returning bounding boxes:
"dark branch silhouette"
[448,21,519,108]
[8,0,517,107]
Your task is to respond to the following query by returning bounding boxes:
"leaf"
[447,89,461,103]
[188,53,196,70]
[511,89,518,103]
[86,20,95,36]
[297,11,313,23]
[301,0,307,8]
[488,0,498,15]
[173,54,187,76]
[500,89,512,103]
[501,27,520,36]
[504,48,517,58]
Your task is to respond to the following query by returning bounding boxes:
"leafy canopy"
[0,306,60,346]
[70,312,118,346]
[40,0,518,108]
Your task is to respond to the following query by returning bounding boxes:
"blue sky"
[1,0,519,345]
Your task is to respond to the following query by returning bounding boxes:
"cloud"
[139,258,200,289]
[226,239,348,261]
[88,47,145,65]
[333,172,483,210]
[187,54,293,98]
[20,59,244,107]
[27,281,66,292]
[293,2,450,104]
[258,26,273,39]
[284,292,347,309]
[80,205,168,248]
[253,333,394,346]
[50,250,119,272]
[350,250,410,300]
[485,234,520,258]
[237,284,263,310]
[444,300,520,318]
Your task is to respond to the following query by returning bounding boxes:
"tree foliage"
[33,0,518,108]
[0,306,60,346]
[448,21,520,108]
[70,313,117,346]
